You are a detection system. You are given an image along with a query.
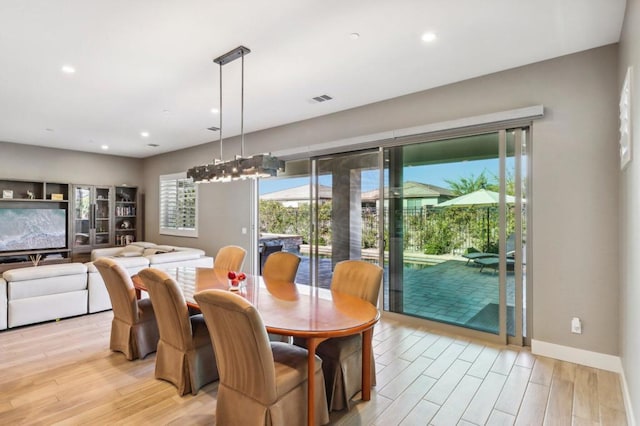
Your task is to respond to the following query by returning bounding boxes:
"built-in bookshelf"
[114,186,138,246]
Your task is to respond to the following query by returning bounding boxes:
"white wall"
[619,0,640,421]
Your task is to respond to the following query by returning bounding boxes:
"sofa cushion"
[0,278,6,330]
[172,246,206,256]
[146,250,202,264]
[3,263,87,282]
[143,247,175,256]
[86,256,149,273]
[130,241,158,249]
[118,244,145,257]
[8,272,88,300]
[154,245,179,252]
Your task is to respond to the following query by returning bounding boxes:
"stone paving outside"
[398,259,515,329]
[295,254,516,334]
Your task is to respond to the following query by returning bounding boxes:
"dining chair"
[262,251,301,343]
[137,268,219,395]
[213,245,247,271]
[259,243,283,274]
[93,258,160,361]
[262,251,300,283]
[295,259,383,411]
[194,289,329,426]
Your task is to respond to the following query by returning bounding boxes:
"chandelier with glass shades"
[187,46,284,183]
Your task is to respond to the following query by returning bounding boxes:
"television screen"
[0,208,67,252]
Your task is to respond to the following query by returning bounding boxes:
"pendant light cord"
[219,61,223,161]
[240,50,245,158]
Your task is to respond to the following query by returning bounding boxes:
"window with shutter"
[159,172,198,237]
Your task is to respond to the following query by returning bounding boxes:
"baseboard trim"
[531,339,621,372]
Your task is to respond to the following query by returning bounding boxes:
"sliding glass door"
[258,128,529,344]
[383,130,528,343]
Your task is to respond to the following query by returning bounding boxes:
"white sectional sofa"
[0,241,214,329]
[0,278,6,330]
[87,241,213,313]
[3,263,89,328]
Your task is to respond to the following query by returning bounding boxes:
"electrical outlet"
[571,317,582,334]
[241,227,247,234]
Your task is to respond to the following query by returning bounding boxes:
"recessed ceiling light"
[421,32,437,43]
[140,131,150,138]
[101,145,109,150]
[350,32,360,40]
[211,108,219,114]
[61,65,76,74]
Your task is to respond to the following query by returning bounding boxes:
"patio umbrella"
[436,189,515,251]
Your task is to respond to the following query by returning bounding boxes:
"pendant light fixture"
[187,46,284,183]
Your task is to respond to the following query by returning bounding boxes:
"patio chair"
[473,256,516,273]
[462,233,516,265]
[462,250,499,265]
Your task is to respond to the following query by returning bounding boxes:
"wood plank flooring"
[0,312,628,425]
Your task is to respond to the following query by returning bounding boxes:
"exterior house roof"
[260,184,332,202]
[361,181,455,201]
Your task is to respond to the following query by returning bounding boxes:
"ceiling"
[0,0,626,159]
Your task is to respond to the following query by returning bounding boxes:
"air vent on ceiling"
[312,94,333,103]
[207,126,220,131]
[147,143,159,147]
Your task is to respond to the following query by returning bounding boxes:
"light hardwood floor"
[0,311,628,425]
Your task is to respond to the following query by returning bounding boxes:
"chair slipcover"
[295,259,383,411]
[213,245,247,272]
[262,251,301,343]
[93,258,159,361]
[137,268,219,395]
[194,289,329,426]
[262,251,300,283]
[259,243,283,274]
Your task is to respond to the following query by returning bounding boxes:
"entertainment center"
[0,179,139,272]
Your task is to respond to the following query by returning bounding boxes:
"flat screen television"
[0,208,67,252]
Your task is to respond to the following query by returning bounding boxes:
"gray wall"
[0,141,143,186]
[619,0,640,421]
[141,147,254,263]
[143,45,621,358]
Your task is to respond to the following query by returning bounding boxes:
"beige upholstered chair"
[262,251,301,343]
[93,258,159,361]
[194,289,329,426]
[137,268,219,395]
[295,259,383,411]
[262,251,300,282]
[213,245,247,271]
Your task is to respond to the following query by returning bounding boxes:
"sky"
[259,158,504,195]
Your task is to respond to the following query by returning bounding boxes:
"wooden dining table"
[132,266,380,426]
